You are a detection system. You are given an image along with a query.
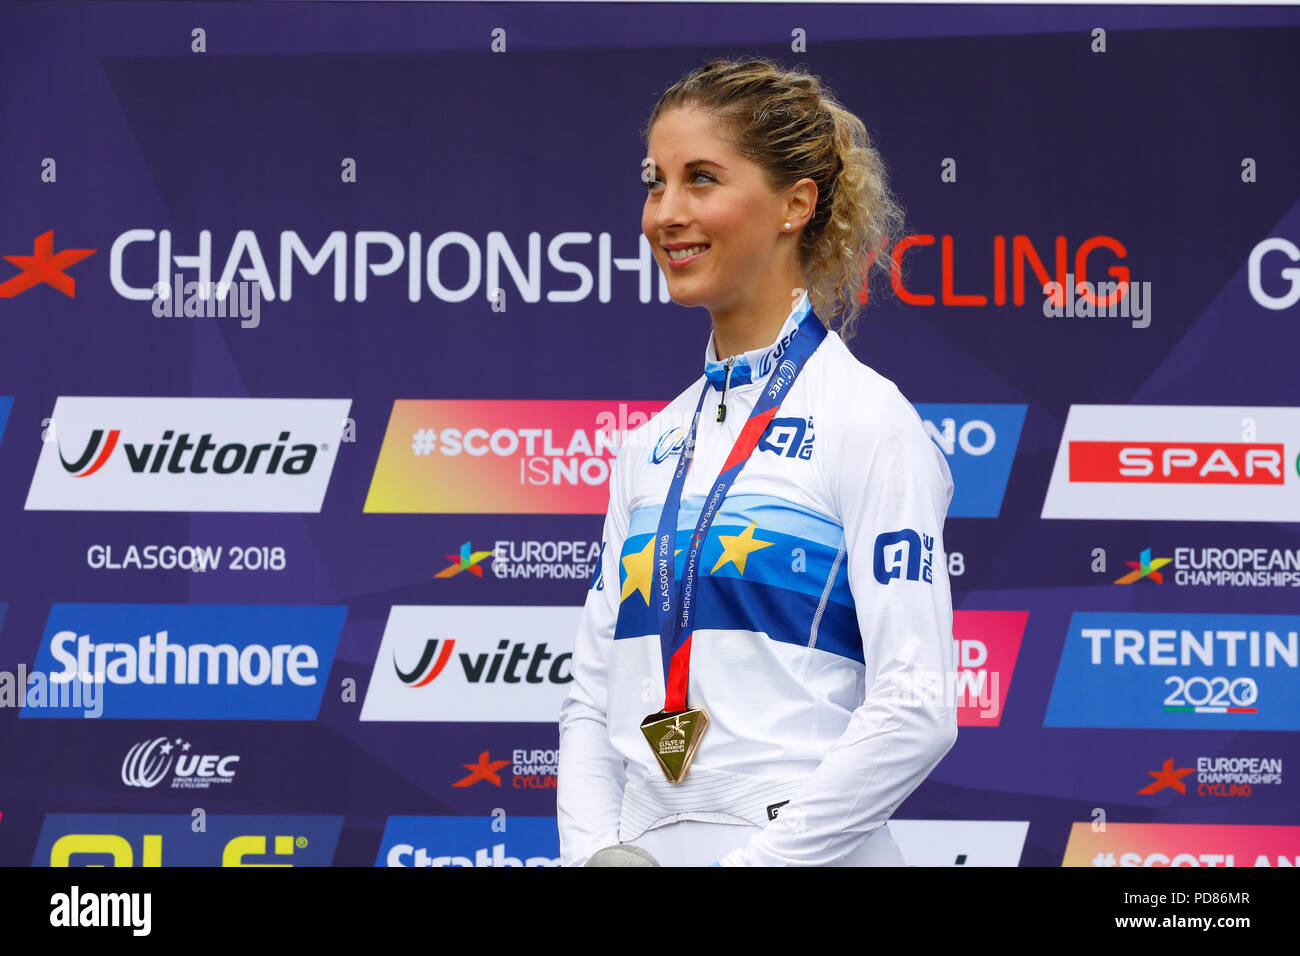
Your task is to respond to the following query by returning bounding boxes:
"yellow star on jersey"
[621,536,682,605]
[710,519,774,575]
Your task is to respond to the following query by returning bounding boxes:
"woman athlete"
[558,57,957,867]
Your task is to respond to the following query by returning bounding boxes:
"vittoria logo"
[26,398,350,513]
[360,606,580,722]
[395,639,456,687]
[58,428,317,477]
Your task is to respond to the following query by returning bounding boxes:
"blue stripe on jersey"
[614,498,863,663]
[618,524,854,610]
[614,563,863,663]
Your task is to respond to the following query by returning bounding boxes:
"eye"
[642,169,716,191]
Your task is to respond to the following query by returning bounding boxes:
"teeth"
[667,245,707,260]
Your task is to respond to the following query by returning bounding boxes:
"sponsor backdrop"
[1,2,1298,867]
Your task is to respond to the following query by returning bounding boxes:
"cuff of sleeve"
[715,848,748,867]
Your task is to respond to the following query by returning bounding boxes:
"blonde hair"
[642,56,905,342]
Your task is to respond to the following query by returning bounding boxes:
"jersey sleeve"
[556,445,632,866]
[716,397,958,866]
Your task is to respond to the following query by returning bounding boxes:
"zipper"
[716,356,736,422]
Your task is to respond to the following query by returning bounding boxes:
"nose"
[651,180,691,234]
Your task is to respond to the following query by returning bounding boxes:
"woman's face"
[642,106,788,314]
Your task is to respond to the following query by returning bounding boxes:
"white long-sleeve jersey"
[557,291,958,866]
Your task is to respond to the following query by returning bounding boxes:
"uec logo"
[651,427,685,464]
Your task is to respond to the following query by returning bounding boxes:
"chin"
[662,277,714,310]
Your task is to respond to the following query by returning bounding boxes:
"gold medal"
[640,708,709,783]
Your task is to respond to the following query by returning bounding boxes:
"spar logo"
[26,397,351,513]
[0,231,96,298]
[1062,822,1300,867]
[34,814,343,867]
[360,606,578,722]
[1044,612,1300,731]
[121,737,240,790]
[915,404,1025,517]
[365,400,663,514]
[1138,756,1282,798]
[23,604,345,720]
[377,816,559,867]
[1042,405,1300,522]
[452,748,557,790]
[1070,443,1284,484]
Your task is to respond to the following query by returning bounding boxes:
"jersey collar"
[703,289,812,390]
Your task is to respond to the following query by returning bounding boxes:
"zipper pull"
[717,356,736,422]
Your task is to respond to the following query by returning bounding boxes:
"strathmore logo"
[27,397,351,512]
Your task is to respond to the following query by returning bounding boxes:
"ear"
[783,177,818,231]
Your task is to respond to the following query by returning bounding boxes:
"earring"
[783,223,791,231]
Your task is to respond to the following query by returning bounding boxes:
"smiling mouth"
[666,244,709,262]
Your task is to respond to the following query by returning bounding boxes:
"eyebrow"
[645,158,728,171]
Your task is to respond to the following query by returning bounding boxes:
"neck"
[710,284,806,359]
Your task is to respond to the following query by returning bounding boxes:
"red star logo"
[1137,758,1194,795]
[452,750,511,788]
[0,230,97,298]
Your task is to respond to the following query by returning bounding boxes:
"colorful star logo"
[435,541,494,578]
[1114,548,1172,585]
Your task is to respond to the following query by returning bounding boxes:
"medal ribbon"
[652,305,828,711]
